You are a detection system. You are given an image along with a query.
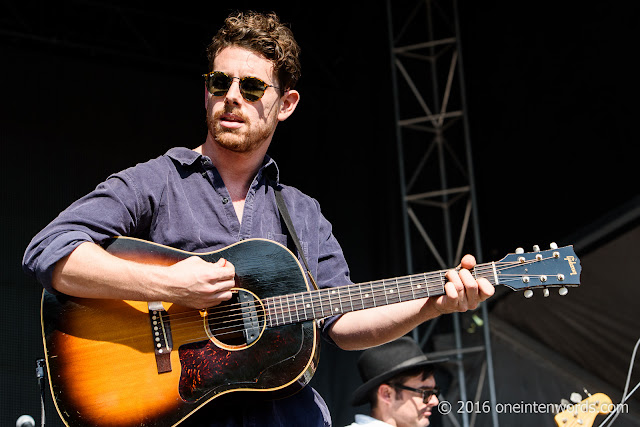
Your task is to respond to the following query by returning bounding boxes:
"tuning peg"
[543,288,550,297]
[570,393,582,404]
[559,287,568,296]
[533,245,540,252]
[516,247,524,254]
[524,289,533,298]
[550,242,558,249]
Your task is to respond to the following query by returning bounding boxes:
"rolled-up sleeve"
[22,170,151,292]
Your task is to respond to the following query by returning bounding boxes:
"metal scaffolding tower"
[385,1,499,426]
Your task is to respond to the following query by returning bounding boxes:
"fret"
[322,289,331,317]
[265,300,273,327]
[292,294,300,323]
[414,274,423,295]
[370,282,377,307]
[416,273,430,298]
[286,295,293,324]
[271,298,280,327]
[299,293,306,322]
[358,283,366,311]
[318,289,325,318]
[383,280,390,306]
[304,294,316,321]
[347,285,355,312]
[279,295,287,326]
[385,278,400,304]
[330,288,344,315]
[269,299,277,327]
[358,282,374,310]
[360,283,369,310]
[409,275,416,300]
[334,288,343,315]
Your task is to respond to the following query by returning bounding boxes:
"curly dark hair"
[206,11,301,93]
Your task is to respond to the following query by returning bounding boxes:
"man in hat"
[347,337,445,427]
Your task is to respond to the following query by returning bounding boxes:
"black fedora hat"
[350,336,447,406]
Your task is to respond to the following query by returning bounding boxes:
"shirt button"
[222,197,229,204]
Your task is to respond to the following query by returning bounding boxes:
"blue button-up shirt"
[23,147,352,426]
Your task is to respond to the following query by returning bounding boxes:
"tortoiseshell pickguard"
[178,323,314,402]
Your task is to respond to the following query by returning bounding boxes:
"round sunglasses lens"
[208,73,232,96]
[240,78,268,101]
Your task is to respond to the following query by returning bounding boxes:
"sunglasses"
[392,384,440,403]
[203,71,280,102]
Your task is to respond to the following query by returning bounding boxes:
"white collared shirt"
[344,414,393,427]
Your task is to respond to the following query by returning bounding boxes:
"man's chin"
[212,131,252,153]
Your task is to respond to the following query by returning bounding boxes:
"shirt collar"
[165,147,280,183]
[166,147,202,166]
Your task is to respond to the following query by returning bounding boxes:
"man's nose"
[225,78,243,104]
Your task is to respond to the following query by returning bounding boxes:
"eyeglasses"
[203,71,280,102]
[392,384,440,403]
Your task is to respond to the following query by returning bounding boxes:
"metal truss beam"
[385,1,499,426]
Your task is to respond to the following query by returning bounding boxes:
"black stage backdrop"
[1,2,639,426]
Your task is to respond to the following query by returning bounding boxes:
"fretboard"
[264,263,498,327]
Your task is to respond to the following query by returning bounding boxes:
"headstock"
[494,243,581,297]
[554,392,612,427]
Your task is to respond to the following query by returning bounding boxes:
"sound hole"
[206,289,264,348]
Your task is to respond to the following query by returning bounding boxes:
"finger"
[214,257,234,268]
[477,278,495,299]
[445,269,464,293]
[209,277,236,291]
[443,281,459,299]
[460,254,476,270]
[459,268,479,299]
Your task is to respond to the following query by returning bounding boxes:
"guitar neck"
[265,263,498,327]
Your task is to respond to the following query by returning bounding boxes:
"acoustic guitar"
[41,237,581,426]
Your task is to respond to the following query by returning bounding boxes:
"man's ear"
[377,384,394,404]
[278,89,300,122]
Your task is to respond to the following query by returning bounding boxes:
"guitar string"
[160,261,509,330]
[162,258,543,326]
[165,256,558,329]
[123,275,541,347]
[171,257,568,340]
[76,272,493,348]
[80,258,564,346]
[144,258,557,338]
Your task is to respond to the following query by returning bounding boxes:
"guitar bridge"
[148,301,173,374]
[239,291,260,345]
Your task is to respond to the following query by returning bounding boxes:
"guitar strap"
[271,179,319,290]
